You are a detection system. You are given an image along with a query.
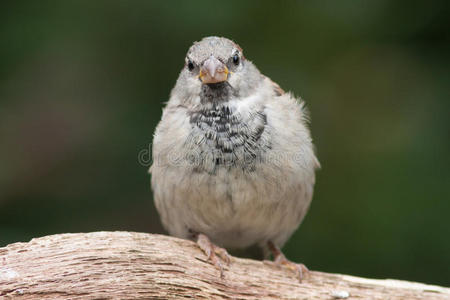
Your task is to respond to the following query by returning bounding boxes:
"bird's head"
[171,37,261,105]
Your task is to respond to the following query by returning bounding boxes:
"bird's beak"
[199,56,229,84]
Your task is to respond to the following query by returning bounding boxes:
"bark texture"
[0,231,448,299]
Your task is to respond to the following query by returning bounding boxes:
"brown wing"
[263,75,285,96]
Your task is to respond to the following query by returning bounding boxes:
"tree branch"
[0,232,448,299]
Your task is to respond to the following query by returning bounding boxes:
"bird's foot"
[266,241,309,282]
[196,233,231,278]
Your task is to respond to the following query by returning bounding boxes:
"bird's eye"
[232,54,240,65]
[187,60,195,71]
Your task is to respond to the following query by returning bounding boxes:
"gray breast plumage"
[186,103,270,174]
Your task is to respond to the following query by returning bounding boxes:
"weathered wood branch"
[0,232,448,299]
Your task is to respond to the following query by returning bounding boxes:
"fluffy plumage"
[150,36,319,254]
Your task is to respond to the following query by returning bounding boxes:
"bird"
[150,36,319,281]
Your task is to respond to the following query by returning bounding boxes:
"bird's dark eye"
[232,54,240,65]
[187,60,195,71]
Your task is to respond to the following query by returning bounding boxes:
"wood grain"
[0,232,448,299]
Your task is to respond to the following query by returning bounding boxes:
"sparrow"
[150,36,319,281]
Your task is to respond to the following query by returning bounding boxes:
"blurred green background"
[1,1,449,286]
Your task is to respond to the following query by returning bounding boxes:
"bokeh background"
[1,1,449,286]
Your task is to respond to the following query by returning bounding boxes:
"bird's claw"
[196,233,231,278]
[267,241,309,282]
[275,254,309,282]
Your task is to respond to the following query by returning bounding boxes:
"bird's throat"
[200,82,235,104]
